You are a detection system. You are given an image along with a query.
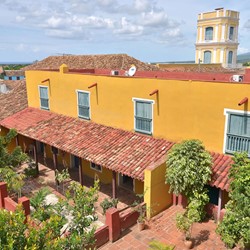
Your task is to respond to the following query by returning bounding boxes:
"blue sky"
[0,0,249,63]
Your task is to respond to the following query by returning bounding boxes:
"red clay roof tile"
[0,107,174,181]
[0,107,233,190]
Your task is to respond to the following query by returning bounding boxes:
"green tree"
[0,167,25,197]
[0,129,27,168]
[55,168,70,194]
[62,180,99,249]
[165,140,212,220]
[217,152,250,249]
[0,180,100,250]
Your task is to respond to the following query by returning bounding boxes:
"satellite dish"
[128,65,136,76]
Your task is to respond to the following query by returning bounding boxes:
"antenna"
[128,65,136,76]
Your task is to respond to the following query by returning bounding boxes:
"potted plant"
[135,202,147,231]
[176,212,193,249]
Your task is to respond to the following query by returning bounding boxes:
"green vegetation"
[0,167,25,198]
[55,168,70,194]
[0,129,28,169]
[148,240,175,250]
[165,140,212,243]
[0,130,100,249]
[243,62,250,66]
[100,197,118,215]
[165,140,212,220]
[2,64,29,70]
[216,152,250,249]
[0,181,100,249]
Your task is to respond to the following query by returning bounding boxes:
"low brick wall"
[93,205,140,248]
[206,203,226,221]
[94,225,109,248]
[0,182,30,222]
[120,209,139,231]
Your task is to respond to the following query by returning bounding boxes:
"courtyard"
[16,159,236,250]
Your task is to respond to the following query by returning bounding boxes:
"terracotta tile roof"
[158,64,244,74]
[210,152,233,191]
[0,107,174,181]
[22,54,158,71]
[0,80,28,121]
[5,70,25,77]
[0,106,234,189]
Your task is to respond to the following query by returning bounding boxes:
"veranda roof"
[0,107,173,181]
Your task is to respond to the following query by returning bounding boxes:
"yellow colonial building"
[195,8,239,68]
[1,53,250,218]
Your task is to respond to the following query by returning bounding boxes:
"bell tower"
[195,8,239,68]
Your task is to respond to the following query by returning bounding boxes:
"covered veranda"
[0,107,174,215]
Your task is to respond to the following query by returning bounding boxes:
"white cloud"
[114,17,143,36]
[46,16,65,29]
[16,16,26,22]
[141,10,169,27]
[134,0,151,12]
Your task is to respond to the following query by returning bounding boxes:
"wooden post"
[52,147,59,186]
[15,135,19,147]
[33,140,39,173]
[78,158,84,186]
[217,189,222,222]
[112,171,117,199]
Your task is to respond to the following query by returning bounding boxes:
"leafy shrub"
[216,152,250,249]
[100,197,118,215]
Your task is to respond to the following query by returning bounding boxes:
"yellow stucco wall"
[134,179,144,194]
[82,159,113,184]
[144,161,172,218]
[26,69,250,154]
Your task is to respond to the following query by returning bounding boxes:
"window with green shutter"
[225,113,250,155]
[39,86,49,110]
[77,91,90,120]
[133,98,154,134]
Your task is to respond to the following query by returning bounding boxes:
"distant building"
[4,70,25,80]
[195,8,240,68]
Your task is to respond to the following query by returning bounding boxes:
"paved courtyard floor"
[18,161,238,250]
[100,205,239,250]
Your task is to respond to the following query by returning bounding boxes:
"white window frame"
[132,97,154,135]
[223,108,250,154]
[76,90,91,120]
[90,162,102,172]
[38,85,49,110]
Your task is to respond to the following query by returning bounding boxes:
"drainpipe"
[217,189,222,222]
[238,97,248,106]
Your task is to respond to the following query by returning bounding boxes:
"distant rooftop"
[22,54,159,72]
[0,80,28,120]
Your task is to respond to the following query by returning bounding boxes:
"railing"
[226,134,250,155]
[135,117,152,134]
